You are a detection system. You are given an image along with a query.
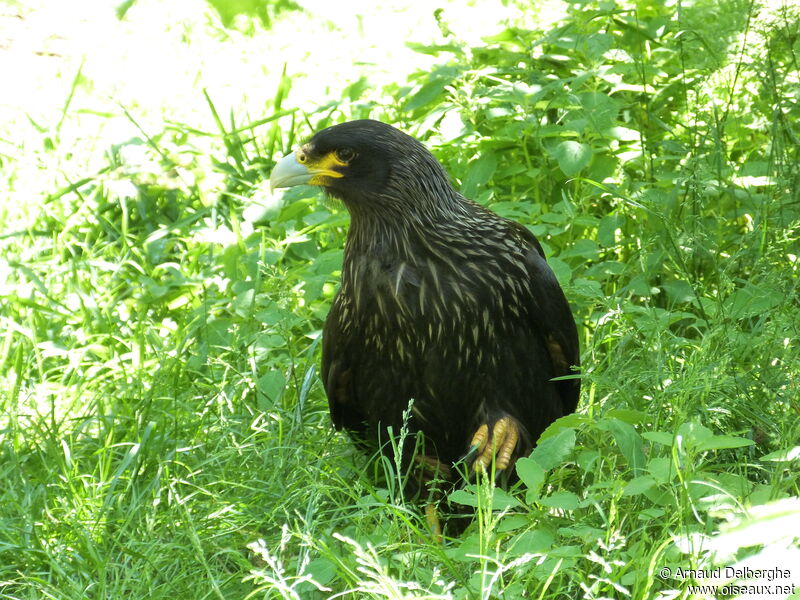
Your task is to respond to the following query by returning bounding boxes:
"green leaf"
[305,558,336,586]
[560,238,600,259]
[447,487,520,510]
[662,279,696,304]
[623,475,657,496]
[582,33,613,60]
[580,92,620,132]
[604,409,650,425]
[232,288,255,316]
[516,457,546,502]
[497,514,529,533]
[489,488,523,510]
[311,249,343,275]
[539,491,580,510]
[760,447,800,462]
[576,449,600,473]
[547,257,572,285]
[539,414,587,440]
[403,80,449,112]
[571,277,604,299]
[642,431,675,446]
[647,457,675,484]
[461,152,497,199]
[597,214,623,246]
[508,529,554,557]
[723,284,782,319]
[677,422,713,447]
[694,435,755,452]
[531,428,576,470]
[599,418,646,475]
[553,141,592,176]
[449,488,478,507]
[257,370,285,409]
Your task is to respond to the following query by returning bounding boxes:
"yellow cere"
[302,149,348,184]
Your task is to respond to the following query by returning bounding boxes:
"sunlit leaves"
[553,141,592,176]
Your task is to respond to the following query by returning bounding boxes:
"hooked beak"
[269,152,312,191]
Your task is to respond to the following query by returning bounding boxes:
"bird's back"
[322,206,578,466]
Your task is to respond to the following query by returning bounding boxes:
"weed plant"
[1,0,799,598]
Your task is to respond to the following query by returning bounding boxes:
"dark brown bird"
[270,119,579,534]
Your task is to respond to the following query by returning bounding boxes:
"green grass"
[2,0,800,598]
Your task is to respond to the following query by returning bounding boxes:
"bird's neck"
[344,193,466,266]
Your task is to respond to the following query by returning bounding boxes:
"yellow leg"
[470,416,520,473]
[425,503,443,544]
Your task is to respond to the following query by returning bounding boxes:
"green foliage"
[204,0,302,29]
[1,0,799,598]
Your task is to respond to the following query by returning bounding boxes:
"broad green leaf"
[576,449,600,473]
[305,558,336,586]
[605,408,650,425]
[257,370,285,409]
[583,33,613,60]
[461,152,497,198]
[694,436,754,452]
[642,431,675,446]
[723,284,782,319]
[571,277,604,299]
[311,249,343,275]
[662,279,696,304]
[497,514,529,533]
[448,489,478,507]
[539,414,588,440]
[490,488,523,510]
[623,475,657,496]
[232,288,255,316]
[531,428,576,470]
[647,457,674,484]
[508,529,554,557]
[760,447,800,462]
[677,422,713,446]
[597,214,623,246]
[539,491,580,510]
[547,257,572,285]
[553,141,592,176]
[599,418,646,475]
[403,79,449,112]
[560,238,600,259]
[516,457,545,502]
[580,92,620,132]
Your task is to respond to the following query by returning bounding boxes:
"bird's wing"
[515,223,581,415]
[320,296,365,433]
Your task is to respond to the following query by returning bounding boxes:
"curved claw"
[470,416,520,474]
[469,423,489,454]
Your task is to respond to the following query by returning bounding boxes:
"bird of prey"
[270,119,579,536]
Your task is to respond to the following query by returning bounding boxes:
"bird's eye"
[335,148,356,163]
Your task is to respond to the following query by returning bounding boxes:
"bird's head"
[269,120,456,216]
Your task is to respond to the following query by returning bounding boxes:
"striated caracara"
[269,119,580,535]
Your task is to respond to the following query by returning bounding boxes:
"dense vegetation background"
[1,0,798,598]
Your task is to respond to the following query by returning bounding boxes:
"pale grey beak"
[269,152,311,191]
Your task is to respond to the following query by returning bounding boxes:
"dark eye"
[335,147,356,163]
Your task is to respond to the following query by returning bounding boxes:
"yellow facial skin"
[270,147,350,190]
[297,147,347,186]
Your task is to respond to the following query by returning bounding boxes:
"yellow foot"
[425,503,443,544]
[469,416,520,473]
